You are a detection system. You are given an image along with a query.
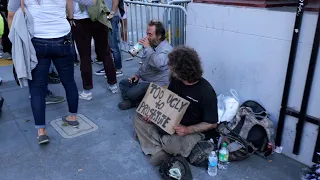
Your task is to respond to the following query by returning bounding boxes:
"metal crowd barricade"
[119,0,189,59]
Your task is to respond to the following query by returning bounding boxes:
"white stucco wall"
[186,3,319,166]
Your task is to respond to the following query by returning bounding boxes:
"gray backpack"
[218,101,275,161]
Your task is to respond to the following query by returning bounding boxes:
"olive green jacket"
[79,0,112,30]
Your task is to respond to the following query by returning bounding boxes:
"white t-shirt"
[9,0,70,39]
[73,1,89,20]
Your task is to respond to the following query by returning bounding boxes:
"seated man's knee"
[133,115,149,131]
[119,79,128,87]
[160,135,181,155]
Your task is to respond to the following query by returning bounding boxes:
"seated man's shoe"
[118,100,135,110]
[150,150,171,166]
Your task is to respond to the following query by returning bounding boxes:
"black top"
[168,77,218,138]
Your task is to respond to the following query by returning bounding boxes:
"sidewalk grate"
[0,58,13,66]
[50,114,98,139]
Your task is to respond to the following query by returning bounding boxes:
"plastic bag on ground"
[217,89,240,124]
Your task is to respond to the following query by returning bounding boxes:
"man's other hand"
[128,75,139,83]
[174,125,190,136]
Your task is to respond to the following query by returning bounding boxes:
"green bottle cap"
[222,142,227,147]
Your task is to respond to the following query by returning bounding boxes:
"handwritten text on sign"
[136,83,190,134]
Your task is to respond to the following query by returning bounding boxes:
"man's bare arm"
[67,0,74,19]
[187,122,217,134]
[112,0,119,13]
[8,11,15,29]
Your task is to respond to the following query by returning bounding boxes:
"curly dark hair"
[168,46,203,83]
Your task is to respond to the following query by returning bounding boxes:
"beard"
[150,39,161,48]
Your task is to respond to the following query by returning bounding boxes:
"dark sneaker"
[48,69,60,84]
[95,58,103,65]
[118,100,134,110]
[45,92,65,105]
[49,70,59,78]
[2,52,12,60]
[95,68,105,76]
[63,116,80,128]
[38,135,50,145]
[150,150,171,166]
[116,70,124,77]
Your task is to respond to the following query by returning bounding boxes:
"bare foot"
[38,128,47,136]
[66,115,77,121]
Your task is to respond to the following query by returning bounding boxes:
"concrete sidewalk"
[0,54,306,180]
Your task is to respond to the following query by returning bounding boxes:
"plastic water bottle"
[218,142,229,170]
[208,151,218,176]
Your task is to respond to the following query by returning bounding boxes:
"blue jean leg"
[109,16,122,70]
[50,35,79,115]
[30,33,78,129]
[28,44,51,129]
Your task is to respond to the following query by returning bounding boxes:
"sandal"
[63,116,79,128]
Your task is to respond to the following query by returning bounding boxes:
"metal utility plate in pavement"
[50,114,98,138]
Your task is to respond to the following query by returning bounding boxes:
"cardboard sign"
[136,83,190,135]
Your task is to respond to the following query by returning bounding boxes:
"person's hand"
[128,75,139,83]
[139,37,150,48]
[107,11,115,19]
[174,125,190,136]
[143,115,152,123]
[68,19,76,26]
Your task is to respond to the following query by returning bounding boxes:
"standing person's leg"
[72,19,94,100]
[109,16,123,76]
[51,33,79,127]
[92,21,118,93]
[94,39,103,64]
[120,14,128,42]
[1,13,11,59]
[29,38,52,144]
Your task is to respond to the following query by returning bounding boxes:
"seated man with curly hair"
[134,46,218,166]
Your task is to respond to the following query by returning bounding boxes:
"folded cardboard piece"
[136,83,190,135]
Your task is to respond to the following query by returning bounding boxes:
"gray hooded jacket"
[136,40,172,87]
[8,8,37,87]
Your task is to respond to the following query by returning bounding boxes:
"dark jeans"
[1,12,12,54]
[109,16,122,70]
[119,79,149,104]
[72,18,117,90]
[29,33,79,128]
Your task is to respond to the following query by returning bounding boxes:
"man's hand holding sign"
[136,83,190,135]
